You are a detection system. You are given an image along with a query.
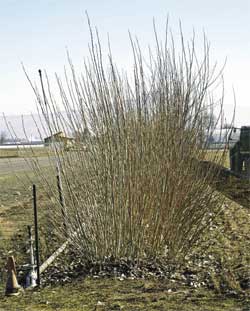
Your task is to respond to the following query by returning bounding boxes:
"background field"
[0,147,51,159]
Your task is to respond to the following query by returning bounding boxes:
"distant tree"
[0,131,7,144]
[222,122,232,129]
[207,134,215,144]
[203,110,216,130]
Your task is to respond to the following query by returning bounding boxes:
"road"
[0,157,53,175]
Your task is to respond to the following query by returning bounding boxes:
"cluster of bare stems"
[23,21,229,263]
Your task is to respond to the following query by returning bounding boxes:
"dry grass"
[205,149,230,168]
[0,147,50,158]
[0,149,18,158]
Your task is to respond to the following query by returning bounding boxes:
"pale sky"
[0,0,249,126]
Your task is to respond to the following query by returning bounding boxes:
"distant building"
[44,131,75,149]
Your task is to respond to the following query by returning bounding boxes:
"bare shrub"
[25,20,228,262]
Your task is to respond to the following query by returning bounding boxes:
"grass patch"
[0,278,246,311]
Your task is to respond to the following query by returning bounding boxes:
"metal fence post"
[33,184,40,286]
[56,166,67,236]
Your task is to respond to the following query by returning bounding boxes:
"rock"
[96,301,105,306]
[240,278,250,290]
[226,290,239,298]
[110,303,122,310]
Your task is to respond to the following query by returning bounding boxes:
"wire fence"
[0,169,52,283]
[0,176,33,242]
[0,167,65,287]
[0,177,35,283]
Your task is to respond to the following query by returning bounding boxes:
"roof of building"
[44,132,74,141]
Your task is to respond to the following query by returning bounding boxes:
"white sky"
[0,0,249,126]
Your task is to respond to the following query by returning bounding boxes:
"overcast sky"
[0,0,249,126]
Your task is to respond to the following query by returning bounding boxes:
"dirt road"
[0,157,53,175]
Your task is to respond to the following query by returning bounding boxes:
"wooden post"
[39,240,69,274]
[56,166,67,236]
[33,184,40,286]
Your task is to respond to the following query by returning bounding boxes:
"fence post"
[33,184,40,286]
[26,225,37,288]
[56,166,67,236]
[28,226,34,266]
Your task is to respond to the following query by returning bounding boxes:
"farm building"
[44,131,75,149]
